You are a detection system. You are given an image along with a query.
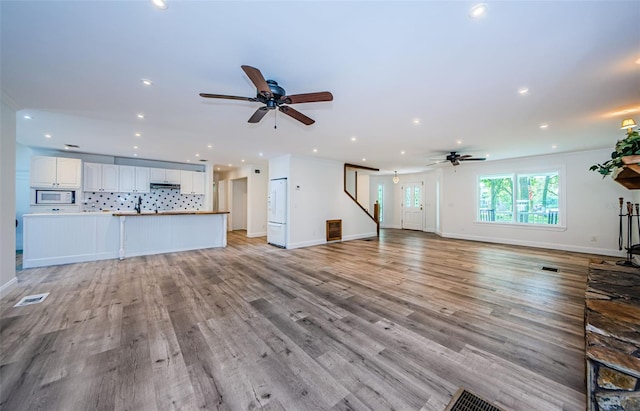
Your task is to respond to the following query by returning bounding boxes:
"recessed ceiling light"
[551,144,557,149]
[456,140,462,145]
[141,79,152,86]
[412,119,421,125]
[217,167,221,171]
[400,150,405,155]
[23,115,32,120]
[259,152,263,156]
[313,148,318,153]
[470,3,487,19]
[241,159,245,163]
[207,144,213,148]
[151,0,168,10]
[195,153,200,157]
[540,123,549,129]
[187,160,191,162]
[137,113,145,119]
[518,87,529,96]
[362,158,366,162]
[351,137,357,142]
[133,146,138,149]
[485,153,491,158]
[44,134,52,138]
[133,153,138,157]
[135,132,141,137]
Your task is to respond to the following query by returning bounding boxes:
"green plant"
[590,130,640,177]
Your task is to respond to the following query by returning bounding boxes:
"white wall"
[356,173,370,211]
[220,164,268,238]
[438,149,631,256]
[15,143,32,250]
[1,93,18,293]
[287,156,377,249]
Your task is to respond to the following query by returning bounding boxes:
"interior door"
[402,182,423,230]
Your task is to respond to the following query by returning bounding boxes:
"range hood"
[150,183,180,190]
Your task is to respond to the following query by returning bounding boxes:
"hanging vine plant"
[590,130,640,178]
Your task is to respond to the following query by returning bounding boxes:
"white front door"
[402,182,423,230]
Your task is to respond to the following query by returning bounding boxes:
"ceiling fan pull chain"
[274,109,277,129]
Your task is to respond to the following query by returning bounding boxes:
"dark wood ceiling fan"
[427,151,486,166]
[199,65,333,126]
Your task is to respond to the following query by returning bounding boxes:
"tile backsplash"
[82,189,204,212]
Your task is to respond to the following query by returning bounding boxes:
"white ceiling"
[2,1,639,174]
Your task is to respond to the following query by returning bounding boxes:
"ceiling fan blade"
[458,154,472,159]
[279,106,314,125]
[280,91,333,104]
[199,93,257,102]
[458,156,486,161]
[241,65,272,99]
[248,107,269,123]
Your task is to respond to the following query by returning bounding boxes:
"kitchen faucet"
[134,196,142,214]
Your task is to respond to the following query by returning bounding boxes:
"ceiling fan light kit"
[200,65,333,126]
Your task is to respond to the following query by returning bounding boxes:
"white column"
[0,92,18,295]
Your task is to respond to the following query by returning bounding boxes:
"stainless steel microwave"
[34,190,76,205]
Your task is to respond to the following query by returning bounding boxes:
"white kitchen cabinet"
[31,156,82,188]
[119,166,150,193]
[180,170,205,195]
[84,163,119,192]
[150,168,181,184]
[192,172,205,195]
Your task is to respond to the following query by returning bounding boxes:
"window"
[478,171,559,225]
[377,184,384,223]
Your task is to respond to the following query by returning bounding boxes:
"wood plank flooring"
[1,229,597,410]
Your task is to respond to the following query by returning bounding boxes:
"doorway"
[402,181,423,230]
[231,178,247,231]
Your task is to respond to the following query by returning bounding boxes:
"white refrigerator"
[267,178,287,247]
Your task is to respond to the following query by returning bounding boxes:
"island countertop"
[112,211,229,216]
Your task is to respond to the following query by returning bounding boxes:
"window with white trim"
[377,184,384,223]
[478,171,559,225]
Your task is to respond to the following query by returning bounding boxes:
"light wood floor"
[1,229,596,410]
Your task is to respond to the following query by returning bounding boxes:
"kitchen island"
[22,211,228,268]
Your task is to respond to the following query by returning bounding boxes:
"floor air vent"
[444,388,505,411]
[541,266,559,272]
[14,292,50,307]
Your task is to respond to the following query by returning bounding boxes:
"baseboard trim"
[288,232,378,250]
[440,232,624,257]
[0,277,18,298]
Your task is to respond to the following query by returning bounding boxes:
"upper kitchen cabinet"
[149,168,181,184]
[30,156,82,189]
[180,170,205,195]
[119,166,150,193]
[84,163,119,192]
